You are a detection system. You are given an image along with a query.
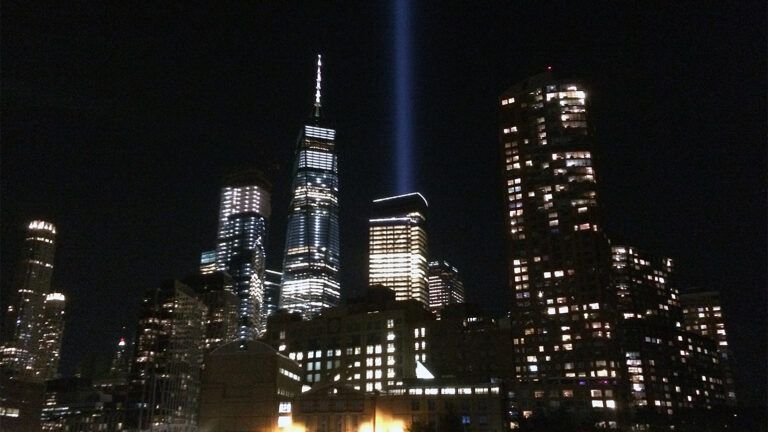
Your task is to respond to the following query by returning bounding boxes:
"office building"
[214,170,272,339]
[34,292,67,381]
[127,280,206,431]
[197,341,303,432]
[499,72,619,423]
[368,193,429,306]
[280,55,341,319]
[1,220,58,380]
[183,271,240,351]
[264,287,434,393]
[427,260,465,312]
[680,290,736,404]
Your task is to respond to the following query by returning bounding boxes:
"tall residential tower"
[499,73,618,420]
[280,55,341,319]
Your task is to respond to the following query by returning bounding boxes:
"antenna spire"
[313,54,322,118]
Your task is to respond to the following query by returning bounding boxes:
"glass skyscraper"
[214,170,271,339]
[280,55,341,319]
[368,193,429,306]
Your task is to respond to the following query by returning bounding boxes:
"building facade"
[1,220,59,381]
[680,290,736,404]
[264,269,283,320]
[34,292,67,381]
[427,260,465,313]
[214,170,272,339]
[292,380,506,432]
[127,280,206,432]
[368,193,429,306]
[197,341,303,432]
[280,55,342,320]
[182,271,240,351]
[499,73,620,423]
[265,287,434,394]
[611,246,679,325]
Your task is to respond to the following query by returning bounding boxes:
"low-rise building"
[198,340,303,432]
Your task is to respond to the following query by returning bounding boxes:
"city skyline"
[1,1,765,412]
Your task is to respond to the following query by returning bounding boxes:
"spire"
[313,54,322,118]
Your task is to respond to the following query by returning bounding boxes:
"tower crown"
[312,54,322,119]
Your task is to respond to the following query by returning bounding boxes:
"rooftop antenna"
[313,54,322,118]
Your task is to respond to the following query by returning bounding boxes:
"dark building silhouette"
[198,340,303,432]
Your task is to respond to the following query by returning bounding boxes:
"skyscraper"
[1,220,58,380]
[128,280,206,431]
[499,73,619,420]
[427,260,465,312]
[214,170,272,339]
[183,271,240,351]
[280,55,341,319]
[34,292,66,381]
[368,193,429,306]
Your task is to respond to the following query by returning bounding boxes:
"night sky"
[2,2,765,408]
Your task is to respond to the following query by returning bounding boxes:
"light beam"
[394,0,413,194]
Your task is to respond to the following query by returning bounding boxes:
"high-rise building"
[499,73,619,421]
[183,271,240,351]
[34,292,66,381]
[427,260,465,312]
[1,220,58,381]
[368,193,429,306]
[680,290,736,404]
[611,246,679,325]
[280,55,341,319]
[610,245,683,421]
[127,280,206,431]
[214,170,272,339]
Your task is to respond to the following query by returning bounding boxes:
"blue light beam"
[394,0,413,194]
